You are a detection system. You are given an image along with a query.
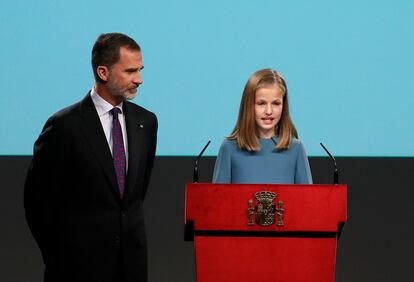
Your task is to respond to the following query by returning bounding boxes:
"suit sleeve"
[212,140,232,183]
[294,140,313,184]
[24,115,66,263]
[142,113,158,198]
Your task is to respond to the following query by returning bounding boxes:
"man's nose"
[133,71,143,85]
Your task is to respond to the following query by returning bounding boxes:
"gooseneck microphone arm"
[320,143,339,184]
[193,140,211,183]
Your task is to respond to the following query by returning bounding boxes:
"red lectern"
[185,183,347,282]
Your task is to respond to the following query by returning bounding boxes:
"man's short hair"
[91,33,141,82]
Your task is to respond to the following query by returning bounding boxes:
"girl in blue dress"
[213,69,312,184]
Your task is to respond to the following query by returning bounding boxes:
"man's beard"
[107,81,137,101]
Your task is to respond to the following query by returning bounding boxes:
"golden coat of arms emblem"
[248,191,284,227]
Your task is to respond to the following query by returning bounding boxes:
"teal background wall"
[1,1,413,156]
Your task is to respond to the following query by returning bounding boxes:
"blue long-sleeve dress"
[212,137,312,184]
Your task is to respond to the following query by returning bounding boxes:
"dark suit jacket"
[24,94,157,282]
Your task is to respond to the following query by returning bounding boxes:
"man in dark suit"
[24,33,157,282]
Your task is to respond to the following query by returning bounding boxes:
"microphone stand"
[193,140,211,183]
[320,143,339,185]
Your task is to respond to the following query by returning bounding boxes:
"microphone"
[320,143,339,184]
[193,140,211,183]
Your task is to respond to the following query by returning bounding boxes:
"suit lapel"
[78,94,119,196]
[123,102,145,198]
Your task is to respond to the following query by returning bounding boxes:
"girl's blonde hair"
[228,68,298,151]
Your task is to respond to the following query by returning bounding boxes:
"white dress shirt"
[90,87,129,170]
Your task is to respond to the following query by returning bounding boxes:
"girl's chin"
[259,123,276,129]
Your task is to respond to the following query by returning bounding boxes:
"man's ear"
[97,66,109,82]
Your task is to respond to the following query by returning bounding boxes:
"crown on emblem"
[255,191,276,204]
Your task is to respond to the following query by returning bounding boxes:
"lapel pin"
[139,124,144,129]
